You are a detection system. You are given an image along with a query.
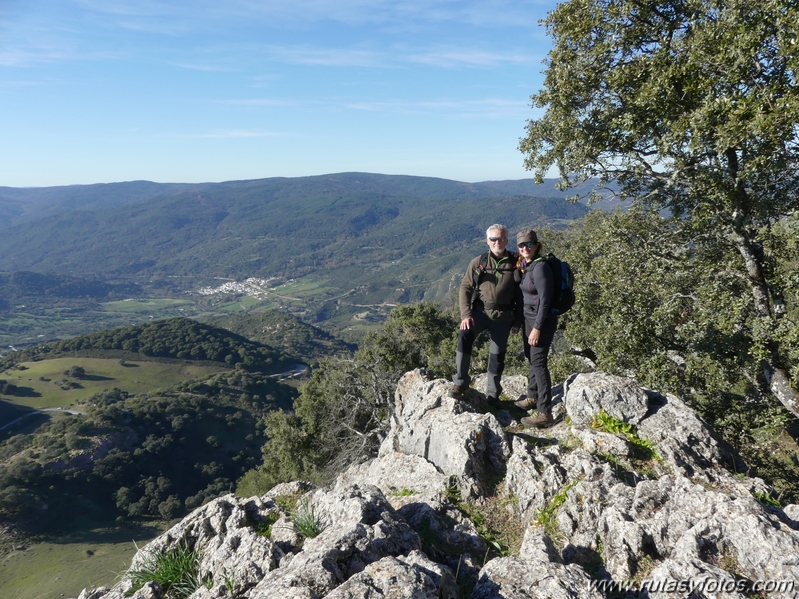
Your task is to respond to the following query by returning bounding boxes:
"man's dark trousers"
[453,308,513,398]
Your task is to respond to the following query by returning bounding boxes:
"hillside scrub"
[0,371,296,532]
[558,208,799,500]
[206,308,355,366]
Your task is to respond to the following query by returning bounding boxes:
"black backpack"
[532,253,575,315]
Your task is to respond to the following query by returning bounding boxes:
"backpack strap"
[470,251,490,308]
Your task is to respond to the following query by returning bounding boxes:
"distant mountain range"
[0,173,597,337]
[0,173,588,278]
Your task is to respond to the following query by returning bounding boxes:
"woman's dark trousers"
[523,313,557,414]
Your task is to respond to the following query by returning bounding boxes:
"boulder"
[324,552,458,599]
[379,370,510,498]
[471,556,603,599]
[563,372,649,425]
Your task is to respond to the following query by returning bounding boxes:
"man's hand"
[460,317,474,330]
[528,327,541,346]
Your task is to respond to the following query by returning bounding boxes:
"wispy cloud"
[70,0,550,32]
[217,98,303,107]
[345,97,527,118]
[268,46,382,68]
[190,129,283,139]
[168,62,233,72]
[0,43,118,67]
[408,49,536,68]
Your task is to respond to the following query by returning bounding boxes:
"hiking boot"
[486,395,502,408]
[514,396,536,410]
[448,384,469,399]
[521,412,554,429]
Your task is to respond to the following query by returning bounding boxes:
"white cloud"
[168,62,233,72]
[69,0,552,31]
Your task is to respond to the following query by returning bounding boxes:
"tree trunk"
[731,222,799,418]
[762,358,799,419]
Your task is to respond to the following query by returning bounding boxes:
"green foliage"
[0,379,18,395]
[521,0,799,419]
[0,370,296,530]
[291,502,325,539]
[591,410,658,461]
[250,512,281,538]
[207,309,355,366]
[124,541,204,599]
[552,207,799,500]
[388,488,417,497]
[752,491,782,508]
[235,411,313,496]
[535,480,579,541]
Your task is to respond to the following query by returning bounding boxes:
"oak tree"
[521,0,799,415]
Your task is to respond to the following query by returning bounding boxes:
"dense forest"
[0,370,296,531]
[206,309,355,365]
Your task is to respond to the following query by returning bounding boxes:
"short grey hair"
[486,224,508,238]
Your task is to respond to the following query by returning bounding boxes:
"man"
[450,224,522,403]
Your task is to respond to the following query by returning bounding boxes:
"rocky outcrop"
[79,370,799,599]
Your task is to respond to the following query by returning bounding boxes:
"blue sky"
[0,0,558,187]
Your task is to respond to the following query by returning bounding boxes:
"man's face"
[486,229,507,256]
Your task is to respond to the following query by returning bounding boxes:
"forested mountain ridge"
[0,173,589,281]
[0,180,196,229]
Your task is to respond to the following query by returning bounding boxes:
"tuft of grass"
[444,479,524,562]
[250,512,280,538]
[291,502,326,539]
[275,494,301,513]
[592,410,659,460]
[388,488,418,497]
[441,475,462,504]
[124,541,204,599]
[752,491,781,508]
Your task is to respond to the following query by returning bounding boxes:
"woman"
[514,229,556,428]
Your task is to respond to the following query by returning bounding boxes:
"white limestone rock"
[563,372,650,425]
[324,551,457,599]
[471,556,603,599]
[379,370,510,499]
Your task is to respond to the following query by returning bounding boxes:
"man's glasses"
[518,242,536,249]
[488,236,507,242]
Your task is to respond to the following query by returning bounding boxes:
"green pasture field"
[0,357,228,412]
[0,521,166,599]
[271,277,337,299]
[100,298,195,314]
[219,295,265,312]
